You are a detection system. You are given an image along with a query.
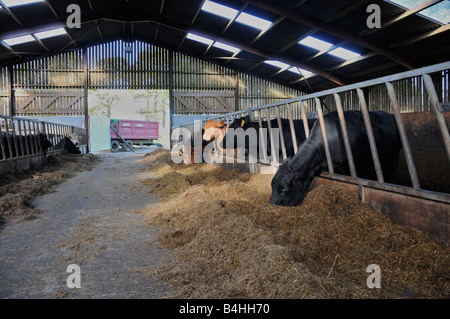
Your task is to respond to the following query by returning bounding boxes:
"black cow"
[0,133,52,159]
[55,136,81,154]
[221,115,317,160]
[269,110,402,206]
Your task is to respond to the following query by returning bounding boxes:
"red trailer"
[110,119,159,152]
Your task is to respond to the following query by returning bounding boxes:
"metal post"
[386,82,421,189]
[333,93,357,178]
[286,103,298,154]
[83,47,90,153]
[17,119,25,157]
[0,119,7,160]
[265,109,278,164]
[423,74,450,162]
[4,119,14,158]
[315,97,334,174]
[275,105,287,160]
[10,119,19,157]
[169,50,174,149]
[356,88,384,183]
[257,109,268,163]
[8,67,14,117]
[300,101,310,138]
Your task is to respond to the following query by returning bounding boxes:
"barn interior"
[0,0,449,300]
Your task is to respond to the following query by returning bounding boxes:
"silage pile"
[0,153,99,223]
[141,148,449,299]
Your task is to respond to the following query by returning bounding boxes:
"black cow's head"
[228,115,251,130]
[221,116,251,149]
[269,160,312,206]
[39,133,53,151]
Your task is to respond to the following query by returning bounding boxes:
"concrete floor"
[0,146,174,299]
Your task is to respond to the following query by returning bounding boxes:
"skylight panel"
[419,0,450,24]
[235,12,272,31]
[298,36,333,51]
[201,0,238,20]
[34,28,67,40]
[212,41,241,53]
[3,34,35,46]
[288,67,313,77]
[386,0,428,10]
[328,47,361,60]
[264,60,290,69]
[186,33,214,46]
[2,0,44,7]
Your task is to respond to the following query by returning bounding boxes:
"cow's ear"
[218,120,225,128]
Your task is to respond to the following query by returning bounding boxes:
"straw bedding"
[142,148,449,299]
[0,153,99,223]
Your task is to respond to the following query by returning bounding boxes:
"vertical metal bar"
[8,66,14,117]
[300,101,310,138]
[83,47,90,153]
[356,88,384,183]
[423,74,450,162]
[286,103,298,154]
[18,119,25,156]
[275,105,287,160]
[35,121,42,152]
[257,109,268,163]
[265,109,278,164]
[385,82,421,189]
[333,93,357,178]
[4,119,14,158]
[315,97,334,174]
[10,119,19,157]
[0,119,7,160]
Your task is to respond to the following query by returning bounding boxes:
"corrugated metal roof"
[0,0,448,93]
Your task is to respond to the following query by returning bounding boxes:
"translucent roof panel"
[288,67,313,77]
[186,33,214,46]
[264,60,290,69]
[298,36,333,51]
[201,0,238,20]
[2,0,44,7]
[212,41,241,53]
[420,0,450,24]
[328,47,361,60]
[386,0,450,24]
[235,12,272,31]
[35,28,67,40]
[3,34,35,46]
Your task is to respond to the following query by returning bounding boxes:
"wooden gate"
[14,91,85,116]
[173,91,236,114]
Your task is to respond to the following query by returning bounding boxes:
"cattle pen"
[174,61,450,246]
[0,115,87,174]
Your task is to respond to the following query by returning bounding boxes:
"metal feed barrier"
[174,61,450,245]
[0,115,87,174]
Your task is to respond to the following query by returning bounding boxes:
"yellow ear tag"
[241,119,246,127]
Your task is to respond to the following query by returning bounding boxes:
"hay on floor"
[141,148,449,299]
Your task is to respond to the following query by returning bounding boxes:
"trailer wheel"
[122,140,134,152]
[111,140,120,152]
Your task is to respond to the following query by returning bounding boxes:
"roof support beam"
[238,0,416,69]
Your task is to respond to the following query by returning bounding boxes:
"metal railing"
[0,115,87,162]
[174,61,450,196]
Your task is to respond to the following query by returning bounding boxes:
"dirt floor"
[0,147,174,298]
